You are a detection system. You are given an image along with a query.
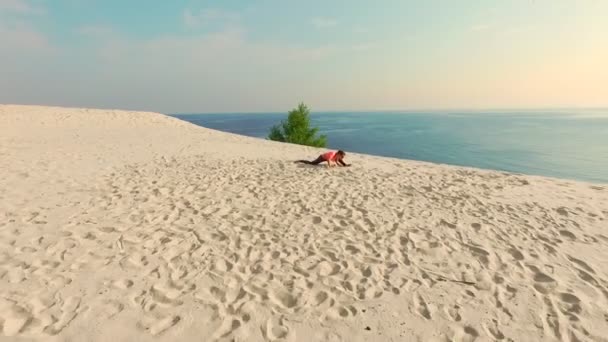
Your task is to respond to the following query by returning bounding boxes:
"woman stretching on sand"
[296,150,350,167]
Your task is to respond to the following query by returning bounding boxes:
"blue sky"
[1,0,607,113]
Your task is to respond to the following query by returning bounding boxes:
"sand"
[1,104,607,342]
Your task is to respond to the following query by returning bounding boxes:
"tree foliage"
[268,103,327,147]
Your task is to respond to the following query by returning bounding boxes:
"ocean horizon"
[171,109,608,184]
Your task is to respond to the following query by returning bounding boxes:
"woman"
[296,150,350,167]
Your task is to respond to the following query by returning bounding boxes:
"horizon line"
[172,106,608,115]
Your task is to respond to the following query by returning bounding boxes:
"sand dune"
[1,105,607,342]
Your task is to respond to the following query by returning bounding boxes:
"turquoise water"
[171,110,608,184]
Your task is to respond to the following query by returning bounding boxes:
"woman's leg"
[296,155,325,165]
[309,156,325,165]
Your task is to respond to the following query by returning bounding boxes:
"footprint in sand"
[316,260,341,277]
[29,294,56,315]
[559,230,576,240]
[567,255,595,274]
[527,265,557,294]
[0,301,34,336]
[357,283,383,300]
[262,316,293,341]
[325,305,357,320]
[149,284,184,307]
[542,297,562,340]
[45,296,82,336]
[111,279,134,290]
[508,247,525,261]
[137,314,181,336]
[312,290,329,306]
[19,246,37,253]
[453,326,480,342]
[413,294,431,319]
[150,315,180,336]
[556,292,582,321]
[466,244,491,267]
[268,288,299,310]
[98,226,117,233]
[212,258,233,273]
[98,300,124,319]
[207,286,228,303]
[126,253,148,268]
[212,316,242,340]
[445,305,462,322]
[483,319,505,340]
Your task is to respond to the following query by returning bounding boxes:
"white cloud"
[0,0,47,42]
[183,8,240,29]
[0,6,372,113]
[0,0,50,52]
[0,24,52,51]
[311,17,338,29]
[91,28,339,67]
[0,0,43,14]
[2,27,345,112]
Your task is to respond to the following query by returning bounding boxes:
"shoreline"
[1,104,607,341]
[169,112,608,186]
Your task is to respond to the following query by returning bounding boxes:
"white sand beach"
[1,104,607,342]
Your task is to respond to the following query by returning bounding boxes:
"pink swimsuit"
[322,151,337,161]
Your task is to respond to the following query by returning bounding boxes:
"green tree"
[268,103,327,147]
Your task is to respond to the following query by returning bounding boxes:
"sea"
[171,110,608,184]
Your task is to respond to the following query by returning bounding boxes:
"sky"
[1,0,607,113]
